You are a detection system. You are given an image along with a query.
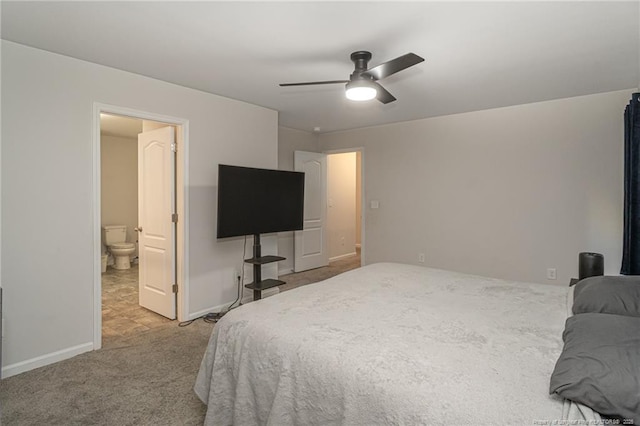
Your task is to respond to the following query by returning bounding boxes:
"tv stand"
[244,234,285,301]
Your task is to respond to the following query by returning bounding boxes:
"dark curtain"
[621,93,640,274]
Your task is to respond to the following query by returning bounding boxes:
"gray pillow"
[550,313,640,423]
[573,275,640,317]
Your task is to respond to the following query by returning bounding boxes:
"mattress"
[195,262,568,425]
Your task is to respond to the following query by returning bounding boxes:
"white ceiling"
[2,1,639,134]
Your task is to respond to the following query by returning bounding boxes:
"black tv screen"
[217,164,305,238]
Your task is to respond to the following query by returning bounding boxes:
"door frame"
[323,147,365,267]
[92,102,190,350]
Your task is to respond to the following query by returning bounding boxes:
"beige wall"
[100,134,138,257]
[2,40,278,376]
[327,152,357,259]
[319,89,634,285]
[278,126,319,171]
[277,126,319,274]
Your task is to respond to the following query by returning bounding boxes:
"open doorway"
[326,150,363,266]
[281,149,363,291]
[93,104,189,350]
[100,114,175,342]
[291,149,364,273]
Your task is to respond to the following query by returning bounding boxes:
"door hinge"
[171,142,177,152]
[171,213,178,223]
[172,284,178,293]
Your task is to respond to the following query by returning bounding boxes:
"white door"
[294,151,329,272]
[138,126,176,319]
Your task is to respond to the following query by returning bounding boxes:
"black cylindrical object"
[579,252,604,280]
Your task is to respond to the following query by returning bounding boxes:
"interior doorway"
[326,150,363,266]
[100,115,176,342]
[93,104,189,350]
[292,148,364,273]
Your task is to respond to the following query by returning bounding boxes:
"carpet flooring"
[0,252,360,425]
[278,251,361,292]
[1,321,213,426]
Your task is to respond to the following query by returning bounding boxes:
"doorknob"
[134,227,143,232]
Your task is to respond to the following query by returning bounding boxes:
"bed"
[194,262,621,425]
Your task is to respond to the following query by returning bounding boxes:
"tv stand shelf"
[244,255,285,265]
[245,278,285,292]
[244,234,285,301]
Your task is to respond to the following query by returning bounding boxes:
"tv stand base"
[244,234,285,301]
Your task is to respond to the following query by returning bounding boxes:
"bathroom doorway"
[94,105,188,349]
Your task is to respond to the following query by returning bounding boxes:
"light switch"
[370,200,379,209]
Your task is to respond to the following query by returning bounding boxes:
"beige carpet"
[0,253,360,425]
[278,251,361,292]
[1,321,212,426]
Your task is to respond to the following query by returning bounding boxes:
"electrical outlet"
[547,268,557,280]
[418,253,425,263]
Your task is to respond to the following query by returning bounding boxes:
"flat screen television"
[217,164,305,239]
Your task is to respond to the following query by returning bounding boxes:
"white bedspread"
[195,263,568,425]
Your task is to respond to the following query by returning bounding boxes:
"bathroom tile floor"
[101,264,173,342]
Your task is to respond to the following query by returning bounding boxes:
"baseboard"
[187,286,280,320]
[329,251,357,262]
[2,342,93,378]
[278,267,293,276]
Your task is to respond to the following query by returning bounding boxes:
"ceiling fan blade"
[280,80,349,87]
[373,82,396,104]
[362,53,424,80]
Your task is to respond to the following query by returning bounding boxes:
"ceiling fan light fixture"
[280,51,423,105]
[345,80,377,101]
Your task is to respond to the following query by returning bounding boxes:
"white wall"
[277,126,318,274]
[319,89,635,286]
[1,41,278,376]
[100,134,138,258]
[327,152,357,260]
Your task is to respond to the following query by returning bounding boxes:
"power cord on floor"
[178,236,247,327]
[178,310,227,327]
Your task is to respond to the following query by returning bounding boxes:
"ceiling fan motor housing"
[350,51,373,81]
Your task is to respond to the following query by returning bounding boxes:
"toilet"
[102,225,136,270]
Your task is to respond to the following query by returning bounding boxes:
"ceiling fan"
[279,51,424,104]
